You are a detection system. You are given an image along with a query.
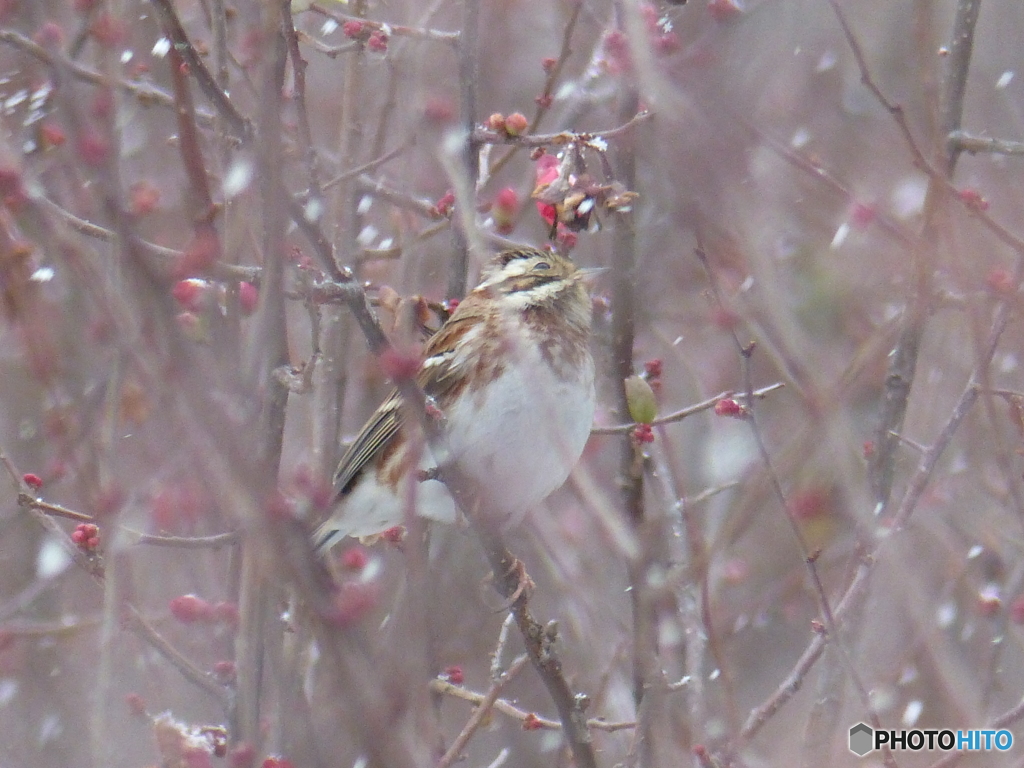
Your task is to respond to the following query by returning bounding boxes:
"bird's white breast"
[441,324,596,523]
[335,313,595,539]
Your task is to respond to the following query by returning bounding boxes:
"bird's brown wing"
[331,294,490,499]
[415,295,490,403]
[331,390,403,497]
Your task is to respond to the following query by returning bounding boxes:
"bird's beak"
[576,266,608,284]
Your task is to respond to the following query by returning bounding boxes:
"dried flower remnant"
[531,151,638,234]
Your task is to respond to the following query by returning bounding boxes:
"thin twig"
[474,534,600,768]
[355,174,443,219]
[590,382,785,434]
[737,116,915,249]
[448,0,480,300]
[431,673,636,733]
[168,45,216,222]
[489,613,516,680]
[938,0,982,175]
[123,604,229,704]
[698,245,897,768]
[122,529,240,549]
[473,111,652,148]
[949,130,1024,157]
[605,13,646,707]
[486,2,583,181]
[0,30,215,126]
[283,3,325,200]
[829,0,983,513]
[2,449,233,711]
[731,378,981,751]
[150,0,253,141]
[307,3,460,45]
[124,603,231,707]
[295,30,359,58]
[18,494,94,522]
[34,197,260,283]
[322,142,410,191]
[436,654,530,768]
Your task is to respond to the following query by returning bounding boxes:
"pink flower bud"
[169,594,215,624]
[239,282,259,315]
[505,112,528,136]
[342,20,364,38]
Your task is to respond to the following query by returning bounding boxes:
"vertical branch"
[938,0,982,175]
[234,10,290,756]
[314,0,368,479]
[333,0,367,260]
[89,551,120,768]
[210,0,230,88]
[283,3,324,200]
[854,0,983,509]
[609,1,647,711]
[250,0,290,524]
[166,44,219,246]
[448,0,480,300]
[475,532,599,768]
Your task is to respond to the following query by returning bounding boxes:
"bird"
[314,247,596,552]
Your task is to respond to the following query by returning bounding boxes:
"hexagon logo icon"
[849,722,874,757]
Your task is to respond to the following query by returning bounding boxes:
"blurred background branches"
[0,0,1023,767]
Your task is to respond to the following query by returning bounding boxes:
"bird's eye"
[534,262,551,271]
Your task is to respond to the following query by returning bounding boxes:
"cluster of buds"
[441,665,464,684]
[341,20,388,52]
[600,4,681,74]
[713,397,748,419]
[485,111,529,137]
[172,279,258,315]
[71,522,100,551]
[632,423,655,445]
[171,278,259,343]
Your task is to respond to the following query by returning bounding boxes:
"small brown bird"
[315,248,596,551]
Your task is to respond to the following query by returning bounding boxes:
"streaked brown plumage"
[315,248,595,551]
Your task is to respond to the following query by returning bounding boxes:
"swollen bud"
[624,375,657,424]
